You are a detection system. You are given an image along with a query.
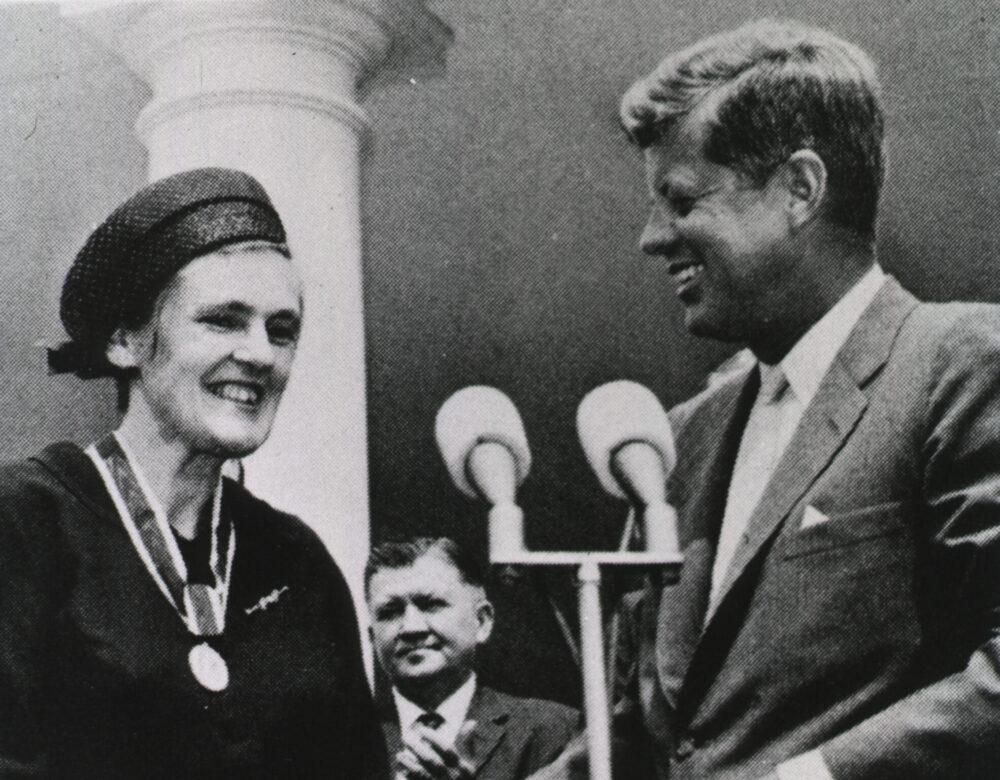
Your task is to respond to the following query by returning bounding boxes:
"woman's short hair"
[620,19,885,237]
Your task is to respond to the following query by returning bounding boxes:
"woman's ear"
[105,327,141,370]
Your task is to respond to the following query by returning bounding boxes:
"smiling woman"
[0,169,388,779]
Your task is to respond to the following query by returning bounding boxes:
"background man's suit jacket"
[615,278,1000,779]
[382,685,578,780]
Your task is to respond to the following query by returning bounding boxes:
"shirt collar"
[776,264,886,407]
[393,673,478,747]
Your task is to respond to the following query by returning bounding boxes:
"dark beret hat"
[50,167,286,378]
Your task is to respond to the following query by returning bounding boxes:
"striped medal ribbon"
[87,433,234,691]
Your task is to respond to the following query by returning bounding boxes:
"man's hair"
[365,537,486,595]
[620,19,885,236]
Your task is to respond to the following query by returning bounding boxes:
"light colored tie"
[708,365,791,614]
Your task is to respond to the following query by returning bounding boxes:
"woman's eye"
[201,313,241,330]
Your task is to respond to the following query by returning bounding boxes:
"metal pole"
[577,559,612,779]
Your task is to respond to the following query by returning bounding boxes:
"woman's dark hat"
[49,167,286,378]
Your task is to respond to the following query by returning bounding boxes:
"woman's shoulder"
[0,442,109,555]
[0,441,95,500]
[222,479,353,598]
[222,479,336,561]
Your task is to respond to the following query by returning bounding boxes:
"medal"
[189,643,230,692]
[88,433,236,692]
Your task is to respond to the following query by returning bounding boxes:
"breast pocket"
[781,500,908,560]
[763,500,921,686]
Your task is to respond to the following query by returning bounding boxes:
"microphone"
[576,380,679,555]
[435,386,531,559]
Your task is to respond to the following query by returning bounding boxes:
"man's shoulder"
[905,298,1000,335]
[478,686,579,729]
[886,298,1000,377]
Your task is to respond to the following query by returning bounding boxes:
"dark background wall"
[1,1,997,705]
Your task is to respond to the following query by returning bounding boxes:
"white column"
[63,0,451,673]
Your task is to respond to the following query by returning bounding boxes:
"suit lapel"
[701,277,918,629]
[464,686,509,776]
[702,361,867,626]
[653,369,757,708]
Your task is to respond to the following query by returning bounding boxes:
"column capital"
[63,0,452,140]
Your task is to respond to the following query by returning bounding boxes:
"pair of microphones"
[434,381,679,557]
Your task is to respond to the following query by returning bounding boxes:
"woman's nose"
[232,321,276,367]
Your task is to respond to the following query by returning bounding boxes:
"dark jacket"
[382,684,578,779]
[0,442,388,779]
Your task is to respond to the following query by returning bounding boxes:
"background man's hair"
[620,19,885,237]
[365,536,486,593]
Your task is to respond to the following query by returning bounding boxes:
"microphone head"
[435,386,532,499]
[576,380,675,499]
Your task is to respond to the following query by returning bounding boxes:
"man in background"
[537,18,1000,780]
[366,537,578,779]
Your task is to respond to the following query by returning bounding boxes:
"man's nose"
[640,204,681,256]
[399,604,430,633]
[232,321,276,368]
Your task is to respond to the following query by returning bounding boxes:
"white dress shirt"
[393,673,478,752]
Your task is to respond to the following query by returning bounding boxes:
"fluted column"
[63,0,452,667]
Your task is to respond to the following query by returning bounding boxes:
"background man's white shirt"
[393,673,478,751]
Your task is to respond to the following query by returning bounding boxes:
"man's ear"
[105,326,142,370]
[778,149,828,231]
[474,599,495,645]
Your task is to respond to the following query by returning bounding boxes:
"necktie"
[708,365,791,613]
[416,711,445,730]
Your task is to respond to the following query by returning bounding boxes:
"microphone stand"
[485,503,682,780]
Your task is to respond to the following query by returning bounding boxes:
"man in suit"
[535,18,1000,780]
[366,537,579,779]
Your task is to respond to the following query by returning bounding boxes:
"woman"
[0,169,388,778]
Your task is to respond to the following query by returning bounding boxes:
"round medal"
[189,643,229,692]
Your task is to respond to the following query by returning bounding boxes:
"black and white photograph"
[0,1,998,778]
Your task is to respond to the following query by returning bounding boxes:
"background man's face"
[640,113,795,345]
[368,552,494,690]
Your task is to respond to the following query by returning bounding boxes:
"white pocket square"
[800,505,829,529]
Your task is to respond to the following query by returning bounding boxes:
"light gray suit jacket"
[616,278,1000,779]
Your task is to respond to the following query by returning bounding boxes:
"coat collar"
[30,440,253,529]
